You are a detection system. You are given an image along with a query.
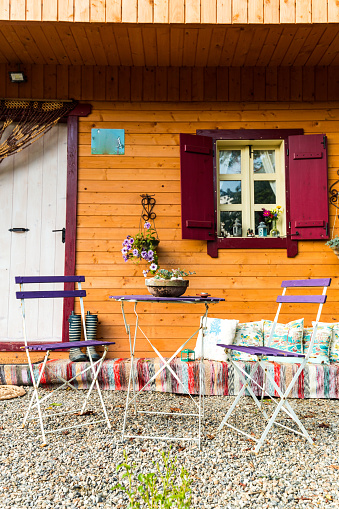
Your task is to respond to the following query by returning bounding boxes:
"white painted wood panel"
[0,124,67,343]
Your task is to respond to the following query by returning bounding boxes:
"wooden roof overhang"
[0,22,338,68]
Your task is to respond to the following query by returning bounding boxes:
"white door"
[0,124,67,344]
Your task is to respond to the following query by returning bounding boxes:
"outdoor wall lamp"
[9,70,27,83]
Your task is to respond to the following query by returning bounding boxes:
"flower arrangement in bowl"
[145,268,196,297]
[121,221,159,276]
[262,206,283,237]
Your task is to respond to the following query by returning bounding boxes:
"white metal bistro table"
[110,294,224,448]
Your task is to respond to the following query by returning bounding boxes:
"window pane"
[219,150,241,174]
[220,211,242,237]
[253,150,276,174]
[254,181,276,204]
[220,181,241,205]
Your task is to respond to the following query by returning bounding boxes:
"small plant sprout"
[152,268,195,281]
[112,449,192,508]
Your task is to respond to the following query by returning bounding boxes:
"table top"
[218,344,305,358]
[22,340,115,351]
[110,295,225,303]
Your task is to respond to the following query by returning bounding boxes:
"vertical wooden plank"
[328,67,339,101]
[68,65,82,100]
[312,0,328,22]
[248,0,264,22]
[290,66,302,101]
[0,0,9,20]
[27,0,42,20]
[229,67,241,101]
[253,66,266,101]
[122,0,137,21]
[91,0,106,22]
[30,64,44,98]
[280,0,296,22]
[157,27,170,67]
[232,0,248,22]
[302,67,315,101]
[131,67,143,101]
[42,0,58,20]
[296,0,311,22]
[201,0,216,22]
[277,67,290,101]
[170,27,184,66]
[57,65,69,99]
[93,66,106,101]
[216,67,228,101]
[143,67,155,101]
[328,0,339,22]
[169,0,184,22]
[155,67,167,101]
[44,65,57,99]
[217,0,231,22]
[264,0,279,23]
[179,67,192,101]
[118,67,131,101]
[81,66,93,100]
[0,64,6,96]
[106,66,118,101]
[266,67,277,101]
[192,67,204,101]
[241,67,254,101]
[106,0,122,21]
[10,0,25,19]
[315,66,327,101]
[58,0,74,21]
[186,0,200,22]
[154,0,168,22]
[74,0,90,21]
[167,67,179,101]
[138,0,153,22]
[18,65,32,98]
[204,67,217,101]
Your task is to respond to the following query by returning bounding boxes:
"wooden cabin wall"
[77,101,339,358]
[2,0,339,23]
[0,64,339,102]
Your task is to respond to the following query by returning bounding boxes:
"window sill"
[207,237,298,258]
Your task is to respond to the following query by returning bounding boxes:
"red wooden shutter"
[180,133,215,240]
[288,134,329,240]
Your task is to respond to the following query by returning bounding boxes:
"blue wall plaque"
[91,129,125,155]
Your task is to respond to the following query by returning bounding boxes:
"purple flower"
[123,240,129,247]
[143,270,148,277]
[141,250,147,259]
[144,222,151,229]
[132,249,139,257]
[147,254,154,262]
[150,263,157,272]
[121,247,128,255]
[123,255,128,262]
[129,238,134,244]
[148,250,154,257]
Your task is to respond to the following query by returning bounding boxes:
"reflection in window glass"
[220,181,241,205]
[254,181,276,204]
[253,150,276,174]
[219,150,241,174]
[220,211,242,237]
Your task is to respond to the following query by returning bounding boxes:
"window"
[217,140,285,237]
[180,130,329,258]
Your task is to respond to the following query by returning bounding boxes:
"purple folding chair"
[16,275,115,445]
[217,278,331,453]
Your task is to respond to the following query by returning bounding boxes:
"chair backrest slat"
[16,290,86,300]
[277,295,327,304]
[15,276,85,284]
[281,278,331,288]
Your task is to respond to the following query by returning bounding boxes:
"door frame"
[0,103,91,351]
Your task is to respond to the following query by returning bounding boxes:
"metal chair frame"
[217,278,331,453]
[16,275,114,445]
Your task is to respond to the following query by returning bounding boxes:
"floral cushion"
[263,318,304,354]
[331,324,339,363]
[194,317,238,362]
[229,321,263,362]
[303,322,333,365]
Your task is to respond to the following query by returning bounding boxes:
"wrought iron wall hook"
[140,194,156,222]
[329,169,339,211]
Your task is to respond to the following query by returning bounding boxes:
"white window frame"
[216,139,286,238]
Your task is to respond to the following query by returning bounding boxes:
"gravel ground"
[0,387,339,509]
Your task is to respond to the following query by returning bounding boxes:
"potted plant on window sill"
[326,236,339,258]
[145,268,195,297]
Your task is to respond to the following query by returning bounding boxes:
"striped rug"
[1,358,338,399]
